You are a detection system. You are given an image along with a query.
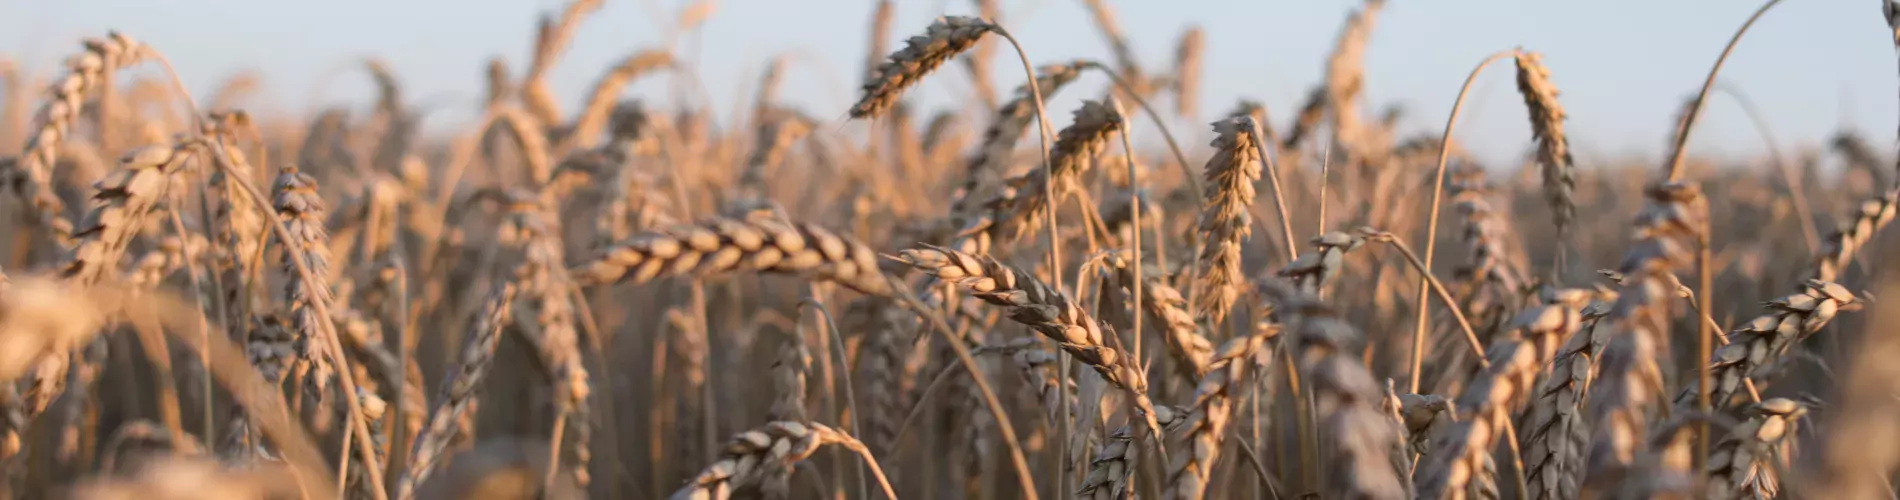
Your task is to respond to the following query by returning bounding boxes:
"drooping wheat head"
[850,16,993,119]
[6,33,149,247]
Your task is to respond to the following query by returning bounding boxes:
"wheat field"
[0,0,1898,499]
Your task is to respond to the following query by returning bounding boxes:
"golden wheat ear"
[850,16,994,120]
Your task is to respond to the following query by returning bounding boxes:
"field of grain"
[0,0,1898,498]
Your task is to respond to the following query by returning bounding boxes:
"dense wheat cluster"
[5,0,1900,498]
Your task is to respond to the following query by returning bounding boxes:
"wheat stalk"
[1808,187,1898,282]
[1323,0,1383,153]
[1519,289,1618,500]
[952,61,1086,214]
[1578,182,1703,489]
[563,50,674,151]
[497,191,591,488]
[988,100,1124,242]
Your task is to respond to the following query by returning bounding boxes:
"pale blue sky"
[3,0,1895,168]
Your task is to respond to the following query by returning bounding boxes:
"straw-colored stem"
[799,298,867,500]
[1361,229,1489,369]
[1662,0,1787,182]
[1409,51,1511,393]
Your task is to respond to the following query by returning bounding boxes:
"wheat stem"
[1409,51,1511,393]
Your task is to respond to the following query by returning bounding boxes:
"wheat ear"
[1259,280,1408,500]
[1164,326,1278,499]
[1413,289,1594,499]
[1582,182,1704,486]
[1705,398,1804,500]
[1192,117,1261,327]
[669,421,894,500]
[850,16,993,119]
[574,217,890,296]
[395,284,516,500]
[1512,50,1576,264]
[5,33,149,246]
[893,247,1168,458]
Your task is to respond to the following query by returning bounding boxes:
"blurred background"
[4,0,1895,168]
